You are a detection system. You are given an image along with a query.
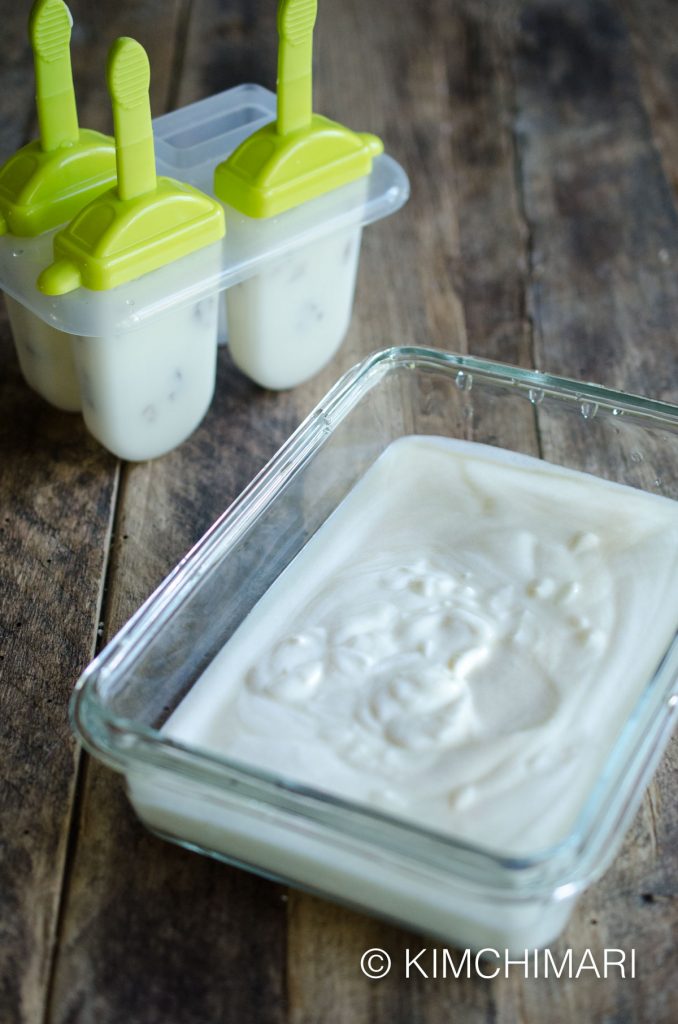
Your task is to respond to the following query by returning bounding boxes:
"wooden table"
[1,1,677,1021]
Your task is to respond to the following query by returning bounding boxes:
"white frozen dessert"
[126,434,678,949]
[4,241,221,456]
[161,436,678,855]
[226,226,362,390]
[33,37,226,461]
[5,294,81,411]
[70,294,219,461]
[213,0,383,390]
[0,0,116,412]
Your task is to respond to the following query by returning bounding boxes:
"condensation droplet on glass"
[631,450,643,463]
[528,387,544,405]
[125,298,135,307]
[580,400,598,420]
[11,248,24,257]
[455,370,472,392]
[612,407,623,417]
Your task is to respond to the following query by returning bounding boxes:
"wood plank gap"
[41,462,121,1024]
[644,784,660,864]
[41,753,89,1024]
[165,0,196,114]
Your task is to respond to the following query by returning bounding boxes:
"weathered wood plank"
[47,371,300,1024]
[514,0,678,396]
[0,2,124,1019]
[509,1,678,1020]
[0,2,186,1023]
[622,0,678,204]
[0,4,36,156]
[0,330,117,1024]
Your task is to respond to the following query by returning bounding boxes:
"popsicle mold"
[226,222,363,389]
[214,0,385,389]
[0,0,116,237]
[0,3,409,450]
[39,38,225,296]
[36,37,225,460]
[0,0,117,412]
[214,0,382,218]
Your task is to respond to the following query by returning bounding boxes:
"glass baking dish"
[71,346,678,952]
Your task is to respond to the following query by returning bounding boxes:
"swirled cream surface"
[164,437,678,854]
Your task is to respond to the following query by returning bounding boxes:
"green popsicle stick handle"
[29,0,79,151]
[107,37,157,200]
[276,0,317,136]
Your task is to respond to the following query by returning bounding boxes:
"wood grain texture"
[510,7,678,1019]
[0,10,121,1020]
[46,368,301,1024]
[514,0,678,396]
[622,0,678,203]
[0,0,676,1022]
[0,310,117,1024]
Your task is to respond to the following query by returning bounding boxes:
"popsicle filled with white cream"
[214,0,381,390]
[0,0,116,410]
[38,37,225,460]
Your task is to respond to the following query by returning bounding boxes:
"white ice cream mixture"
[5,294,82,412]
[71,295,219,461]
[226,226,361,390]
[164,436,678,855]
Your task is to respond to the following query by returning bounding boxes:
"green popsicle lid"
[213,0,383,219]
[38,37,225,295]
[0,0,116,237]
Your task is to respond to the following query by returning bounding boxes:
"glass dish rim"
[70,345,678,897]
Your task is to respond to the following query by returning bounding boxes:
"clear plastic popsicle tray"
[0,84,409,338]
